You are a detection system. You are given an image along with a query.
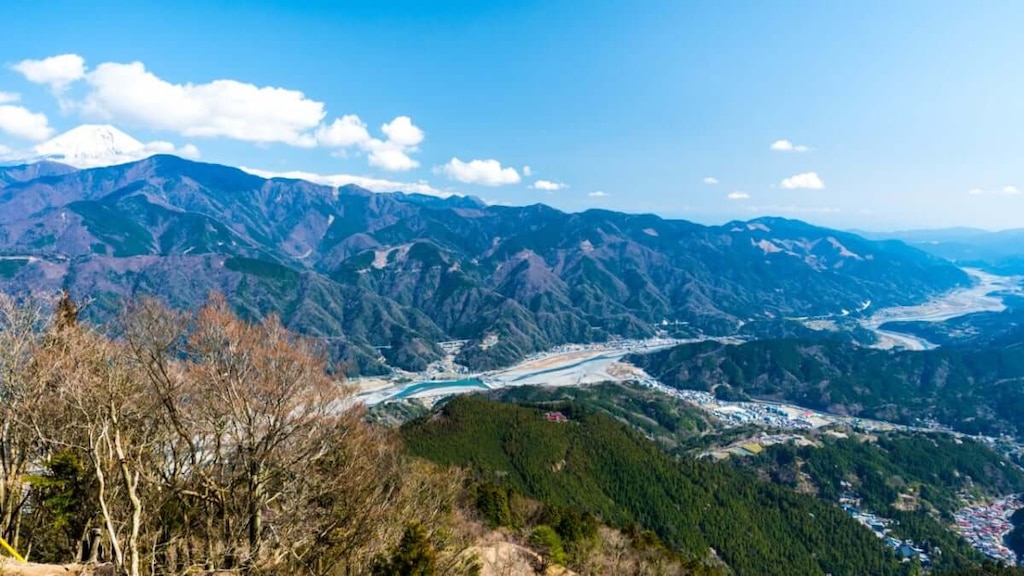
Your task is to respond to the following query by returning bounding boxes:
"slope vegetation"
[403,395,914,576]
[0,156,968,372]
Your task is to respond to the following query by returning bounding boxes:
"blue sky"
[1,0,1023,230]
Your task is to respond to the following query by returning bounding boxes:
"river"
[358,339,685,406]
[859,268,1023,350]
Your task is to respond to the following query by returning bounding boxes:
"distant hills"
[862,227,1024,275]
[0,153,969,374]
[629,337,1024,438]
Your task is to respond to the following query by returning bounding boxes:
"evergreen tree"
[371,523,438,576]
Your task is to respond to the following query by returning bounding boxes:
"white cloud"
[588,191,609,198]
[316,114,424,171]
[0,92,19,104]
[0,105,54,141]
[770,139,811,152]
[728,191,750,200]
[366,141,419,171]
[380,116,423,147]
[178,143,201,159]
[441,158,520,186]
[11,54,428,171]
[368,116,424,171]
[966,186,1021,197]
[522,165,532,177]
[240,166,449,197]
[12,54,86,91]
[316,115,370,147]
[531,180,567,191]
[140,140,201,160]
[703,177,719,185]
[780,172,825,190]
[78,60,325,147]
[742,205,840,214]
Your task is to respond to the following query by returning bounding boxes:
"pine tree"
[371,523,437,576]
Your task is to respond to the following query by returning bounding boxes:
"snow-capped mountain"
[23,124,198,168]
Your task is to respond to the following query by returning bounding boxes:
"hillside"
[402,395,916,576]
[732,432,1024,570]
[0,294,719,576]
[0,155,969,373]
[630,339,1024,438]
[868,228,1024,275]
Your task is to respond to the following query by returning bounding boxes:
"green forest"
[734,433,1024,570]
[403,395,921,576]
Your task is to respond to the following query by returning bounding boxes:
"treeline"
[630,339,1024,438]
[0,293,476,575]
[402,395,918,576]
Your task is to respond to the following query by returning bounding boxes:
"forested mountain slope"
[0,155,968,373]
[402,395,917,576]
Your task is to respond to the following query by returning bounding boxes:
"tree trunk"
[113,425,142,576]
[87,528,103,563]
[247,461,264,571]
[92,432,125,573]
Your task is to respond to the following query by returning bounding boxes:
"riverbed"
[860,268,1023,350]
[358,339,683,406]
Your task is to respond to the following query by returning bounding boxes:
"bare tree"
[28,309,157,576]
[2,294,477,575]
[0,293,52,553]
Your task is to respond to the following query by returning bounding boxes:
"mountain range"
[860,227,1024,275]
[0,139,971,373]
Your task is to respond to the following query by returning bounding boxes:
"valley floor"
[357,267,1024,566]
[858,268,1024,350]
[356,337,694,405]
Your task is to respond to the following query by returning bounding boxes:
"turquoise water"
[391,378,488,399]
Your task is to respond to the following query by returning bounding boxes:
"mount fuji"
[15,124,199,168]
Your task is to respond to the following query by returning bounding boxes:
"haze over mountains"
[0,129,970,374]
[861,228,1024,276]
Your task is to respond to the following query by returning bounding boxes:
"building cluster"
[954,495,1022,566]
[538,337,684,357]
[630,369,1024,569]
[839,493,933,567]
[419,340,472,379]
[645,385,818,431]
[636,373,923,437]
